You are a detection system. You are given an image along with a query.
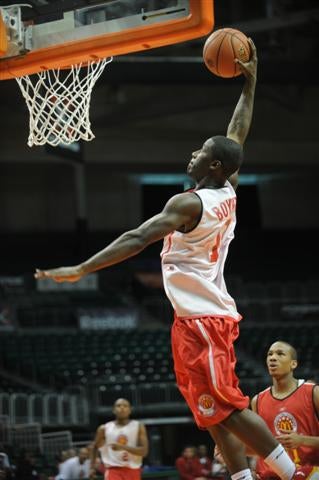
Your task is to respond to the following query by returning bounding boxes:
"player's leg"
[184,317,296,480]
[207,423,249,474]
[222,408,277,456]
[221,409,296,480]
[171,320,252,478]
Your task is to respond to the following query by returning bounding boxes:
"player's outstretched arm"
[34,192,201,283]
[227,38,257,147]
[227,39,257,190]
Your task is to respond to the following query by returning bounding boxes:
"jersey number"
[210,219,231,263]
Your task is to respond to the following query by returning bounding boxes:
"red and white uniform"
[161,184,240,319]
[99,420,142,480]
[256,381,319,479]
[161,184,249,428]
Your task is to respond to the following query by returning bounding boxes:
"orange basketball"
[203,28,251,78]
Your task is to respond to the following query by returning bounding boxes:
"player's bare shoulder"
[163,191,202,231]
[166,191,202,215]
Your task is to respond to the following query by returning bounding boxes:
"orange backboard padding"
[0,11,8,57]
[0,0,214,80]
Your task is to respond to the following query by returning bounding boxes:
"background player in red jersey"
[216,341,319,479]
[90,398,148,480]
[251,341,319,480]
[35,42,303,480]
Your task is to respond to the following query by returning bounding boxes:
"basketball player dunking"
[35,40,306,480]
[90,398,148,480]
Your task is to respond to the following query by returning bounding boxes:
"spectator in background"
[175,446,209,480]
[67,449,77,459]
[212,449,228,479]
[15,451,39,480]
[56,448,90,480]
[0,446,12,479]
[56,450,72,478]
[198,445,213,478]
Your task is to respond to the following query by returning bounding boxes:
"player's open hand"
[275,432,303,449]
[34,265,84,283]
[235,38,257,81]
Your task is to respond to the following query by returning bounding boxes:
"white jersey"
[161,182,240,319]
[99,420,142,469]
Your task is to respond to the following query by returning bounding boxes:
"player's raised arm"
[34,192,202,283]
[227,39,257,190]
[227,38,257,146]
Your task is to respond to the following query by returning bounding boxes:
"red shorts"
[104,467,142,480]
[171,315,249,428]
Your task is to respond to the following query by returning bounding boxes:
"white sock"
[264,444,296,480]
[231,468,253,480]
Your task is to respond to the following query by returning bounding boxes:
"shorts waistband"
[174,313,242,322]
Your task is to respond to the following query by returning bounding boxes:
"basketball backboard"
[0,0,214,146]
[0,0,214,79]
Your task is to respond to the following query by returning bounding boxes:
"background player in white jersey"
[90,398,148,480]
[35,40,304,480]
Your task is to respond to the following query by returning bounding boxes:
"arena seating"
[0,391,89,426]
[1,323,318,393]
[1,275,318,420]
[0,330,175,388]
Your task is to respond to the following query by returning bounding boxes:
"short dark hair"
[209,135,243,177]
[275,341,298,361]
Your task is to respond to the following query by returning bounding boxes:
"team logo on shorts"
[198,394,216,416]
[274,412,297,435]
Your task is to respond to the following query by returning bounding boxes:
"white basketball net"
[15,57,113,147]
